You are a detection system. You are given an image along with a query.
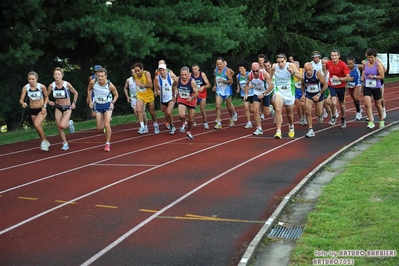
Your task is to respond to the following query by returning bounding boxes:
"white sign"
[377,53,388,70]
[389,54,399,74]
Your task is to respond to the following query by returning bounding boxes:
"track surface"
[1,82,398,266]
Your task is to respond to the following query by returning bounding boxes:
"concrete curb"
[238,121,399,266]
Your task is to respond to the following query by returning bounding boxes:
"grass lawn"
[289,128,399,266]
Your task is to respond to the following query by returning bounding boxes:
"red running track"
[1,82,398,265]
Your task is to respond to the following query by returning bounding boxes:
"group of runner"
[19,48,386,151]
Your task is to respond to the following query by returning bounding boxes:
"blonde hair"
[27,71,38,80]
[53,67,64,76]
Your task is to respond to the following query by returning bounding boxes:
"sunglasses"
[252,70,259,73]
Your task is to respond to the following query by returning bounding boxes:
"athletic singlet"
[51,81,70,99]
[177,77,196,107]
[364,62,381,89]
[311,61,323,75]
[303,70,321,93]
[158,73,173,103]
[347,65,361,88]
[248,70,269,96]
[273,63,295,96]
[294,68,303,88]
[191,71,207,98]
[128,77,137,99]
[26,83,43,101]
[237,72,252,97]
[93,79,112,104]
[215,67,232,96]
[134,71,151,94]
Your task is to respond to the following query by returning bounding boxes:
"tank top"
[191,71,207,98]
[26,83,43,101]
[215,67,232,96]
[248,71,269,96]
[303,70,321,93]
[364,62,381,89]
[237,72,252,97]
[51,81,70,99]
[93,79,112,104]
[177,77,196,107]
[158,73,173,103]
[274,63,295,96]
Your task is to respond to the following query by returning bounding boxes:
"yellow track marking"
[18,197,38,201]
[95,204,118,209]
[55,200,77,205]
[139,209,158,213]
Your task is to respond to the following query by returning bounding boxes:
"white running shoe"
[253,127,263,135]
[244,122,252,129]
[232,112,238,122]
[270,105,275,117]
[260,113,265,120]
[169,126,176,135]
[180,124,186,133]
[61,142,69,151]
[318,116,324,123]
[204,122,209,129]
[229,118,235,127]
[323,108,328,118]
[305,128,315,138]
[69,120,75,133]
[187,133,194,140]
[336,109,339,118]
[154,124,160,134]
[138,126,146,134]
[383,107,387,119]
[355,110,362,120]
[40,140,50,151]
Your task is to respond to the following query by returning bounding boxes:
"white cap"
[158,64,167,69]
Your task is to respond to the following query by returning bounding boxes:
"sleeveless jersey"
[347,65,361,88]
[237,72,252,97]
[158,73,173,103]
[303,70,321,93]
[177,77,196,107]
[26,83,44,101]
[248,70,270,96]
[294,68,303,88]
[274,63,295,96]
[51,81,70,99]
[311,61,323,75]
[364,62,381,89]
[215,67,232,96]
[134,70,154,100]
[93,79,112,104]
[191,71,207,99]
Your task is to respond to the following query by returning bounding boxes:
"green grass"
[289,129,399,266]
[0,98,244,146]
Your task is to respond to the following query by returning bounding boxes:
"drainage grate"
[268,225,304,240]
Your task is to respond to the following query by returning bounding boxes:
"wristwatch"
[317,93,321,97]
[373,75,377,79]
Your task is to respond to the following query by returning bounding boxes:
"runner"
[19,71,50,151]
[173,66,199,140]
[87,68,119,151]
[213,57,237,129]
[270,53,302,139]
[133,62,159,134]
[244,62,274,135]
[301,62,328,137]
[123,65,148,129]
[325,49,351,129]
[294,61,306,125]
[361,48,385,129]
[47,67,78,150]
[236,61,253,129]
[346,56,363,120]
[87,65,101,119]
[191,64,211,129]
[154,63,177,134]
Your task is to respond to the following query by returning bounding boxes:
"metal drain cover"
[268,225,304,240]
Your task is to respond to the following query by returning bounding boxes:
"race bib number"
[178,89,190,99]
[347,82,356,88]
[53,89,66,99]
[294,81,301,88]
[330,78,342,86]
[137,86,147,92]
[94,95,111,104]
[306,84,320,93]
[277,85,288,90]
[27,91,42,101]
[366,79,377,88]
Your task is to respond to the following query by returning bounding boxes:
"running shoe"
[187,132,194,140]
[244,122,252,129]
[104,144,110,152]
[355,109,362,120]
[288,126,295,138]
[318,116,324,123]
[260,113,265,120]
[379,120,385,128]
[298,117,305,125]
[165,122,170,130]
[329,118,336,126]
[214,123,222,130]
[40,140,50,151]
[273,118,276,124]
[383,108,387,119]
[303,118,308,125]
[365,115,374,122]
[229,118,235,127]
[232,112,238,122]
[341,119,346,129]
[69,120,75,133]
[336,109,339,118]
[253,128,263,135]
[204,122,209,129]
[305,128,315,138]
[323,108,328,118]
[169,126,176,135]
[61,142,69,151]
[367,121,375,129]
[138,126,146,134]
[193,120,197,127]
[180,124,186,133]
[154,124,160,134]
[274,131,282,139]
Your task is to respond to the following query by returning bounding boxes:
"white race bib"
[347,82,355,88]
[277,85,289,90]
[27,90,42,101]
[294,81,301,88]
[95,94,112,104]
[365,79,377,88]
[137,86,147,92]
[306,84,320,93]
[330,78,342,86]
[178,89,190,99]
[53,89,66,99]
